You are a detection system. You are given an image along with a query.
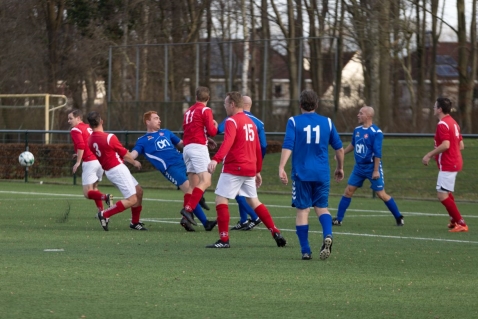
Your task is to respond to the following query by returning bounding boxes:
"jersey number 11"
[303,125,320,144]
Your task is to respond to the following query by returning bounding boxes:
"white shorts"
[436,171,458,193]
[183,144,210,174]
[81,160,104,185]
[105,164,139,199]
[215,173,257,199]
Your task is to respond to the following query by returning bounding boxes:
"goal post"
[0,94,68,144]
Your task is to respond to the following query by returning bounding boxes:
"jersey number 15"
[243,124,255,141]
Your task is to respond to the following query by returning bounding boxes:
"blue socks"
[385,197,402,218]
[336,196,352,221]
[236,195,258,223]
[295,225,310,254]
[319,214,333,238]
[193,205,208,226]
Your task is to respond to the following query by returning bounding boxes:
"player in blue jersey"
[332,106,404,227]
[217,96,265,231]
[130,111,217,232]
[279,90,344,261]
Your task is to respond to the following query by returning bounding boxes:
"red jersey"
[212,112,262,177]
[434,114,463,172]
[70,122,97,162]
[182,102,217,146]
[88,131,128,171]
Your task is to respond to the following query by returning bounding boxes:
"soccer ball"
[19,151,35,167]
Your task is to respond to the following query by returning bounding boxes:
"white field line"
[140,218,478,245]
[1,190,476,219]
[0,190,475,245]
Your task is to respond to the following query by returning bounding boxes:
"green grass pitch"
[0,181,477,318]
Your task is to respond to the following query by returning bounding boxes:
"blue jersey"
[218,110,267,158]
[282,112,343,182]
[351,124,383,170]
[133,129,183,173]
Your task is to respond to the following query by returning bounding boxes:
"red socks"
[254,204,280,234]
[216,204,230,242]
[185,187,203,212]
[103,201,126,219]
[87,190,105,211]
[441,196,466,226]
[131,205,142,224]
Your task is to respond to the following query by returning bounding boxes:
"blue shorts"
[348,165,385,191]
[162,161,188,187]
[291,180,330,209]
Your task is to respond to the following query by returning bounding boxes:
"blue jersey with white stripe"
[133,129,183,173]
[351,124,383,170]
[218,110,267,158]
[282,112,342,182]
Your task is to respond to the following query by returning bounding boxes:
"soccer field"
[0,181,477,319]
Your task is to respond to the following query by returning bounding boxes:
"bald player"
[332,106,404,227]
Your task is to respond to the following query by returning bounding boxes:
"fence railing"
[1,130,477,201]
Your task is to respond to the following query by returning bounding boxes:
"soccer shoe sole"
[319,236,333,260]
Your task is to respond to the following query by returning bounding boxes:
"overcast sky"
[440,0,475,41]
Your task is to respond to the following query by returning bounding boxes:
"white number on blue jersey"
[303,125,320,144]
[243,124,255,141]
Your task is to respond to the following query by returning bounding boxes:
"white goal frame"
[0,94,67,144]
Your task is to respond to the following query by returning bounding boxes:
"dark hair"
[436,97,452,114]
[226,91,243,108]
[299,90,318,111]
[87,111,102,128]
[196,86,210,102]
[69,109,82,118]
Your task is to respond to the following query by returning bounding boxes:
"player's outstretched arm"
[130,150,139,160]
[124,151,142,170]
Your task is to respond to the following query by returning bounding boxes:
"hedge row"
[0,141,283,179]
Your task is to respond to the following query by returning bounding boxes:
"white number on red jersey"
[243,124,255,141]
[184,110,195,125]
[93,143,101,157]
[454,124,460,138]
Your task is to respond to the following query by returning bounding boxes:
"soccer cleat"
[180,218,195,232]
[447,221,456,229]
[230,220,250,230]
[204,220,217,231]
[302,252,312,260]
[449,224,469,232]
[206,239,230,248]
[396,216,404,226]
[273,232,287,247]
[105,194,113,207]
[130,222,148,230]
[97,211,109,231]
[319,235,333,260]
[199,196,210,210]
[180,208,197,226]
[332,218,342,226]
[244,218,262,231]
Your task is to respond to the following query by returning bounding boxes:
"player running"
[131,111,217,232]
[68,109,112,212]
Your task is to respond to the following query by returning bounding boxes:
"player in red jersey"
[68,109,112,212]
[86,111,146,231]
[422,97,467,232]
[180,86,218,227]
[206,91,287,248]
